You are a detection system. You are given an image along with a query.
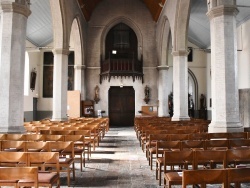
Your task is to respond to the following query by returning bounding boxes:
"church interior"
[0,0,250,187]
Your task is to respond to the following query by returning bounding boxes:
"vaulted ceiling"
[26,0,250,49]
[77,0,166,22]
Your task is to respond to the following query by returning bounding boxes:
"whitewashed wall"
[237,20,250,89]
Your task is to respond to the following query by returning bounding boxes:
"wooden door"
[109,86,135,127]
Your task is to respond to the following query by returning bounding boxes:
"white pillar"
[207,0,243,132]
[158,65,169,117]
[52,49,69,121]
[74,64,86,100]
[0,1,31,133]
[171,50,190,121]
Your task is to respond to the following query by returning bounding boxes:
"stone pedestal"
[157,66,169,117]
[207,1,243,132]
[171,50,190,121]
[0,1,31,133]
[52,49,69,121]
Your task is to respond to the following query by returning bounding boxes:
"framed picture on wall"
[43,52,54,98]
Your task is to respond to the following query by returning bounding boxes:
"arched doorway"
[109,86,135,127]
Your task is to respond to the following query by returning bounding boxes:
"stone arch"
[50,0,72,50]
[69,16,84,66]
[188,69,198,110]
[172,0,191,52]
[158,16,171,66]
[69,16,84,94]
[100,16,143,61]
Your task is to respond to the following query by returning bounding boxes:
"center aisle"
[66,126,161,188]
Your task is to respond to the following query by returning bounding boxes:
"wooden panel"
[82,100,95,117]
[67,90,81,118]
[141,106,158,116]
[77,0,165,22]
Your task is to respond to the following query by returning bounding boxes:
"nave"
[60,126,250,188]
[61,126,159,187]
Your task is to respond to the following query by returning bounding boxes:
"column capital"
[74,64,86,70]
[52,49,71,55]
[207,5,239,20]
[157,65,169,71]
[0,2,31,17]
[172,50,189,56]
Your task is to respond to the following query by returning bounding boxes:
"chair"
[169,134,190,141]
[182,169,228,188]
[0,134,6,141]
[25,152,60,188]
[78,126,99,150]
[146,134,169,163]
[154,141,181,185]
[205,139,229,150]
[50,130,74,135]
[181,140,205,150]
[229,139,250,149]
[24,141,49,152]
[0,166,38,188]
[74,130,92,159]
[40,130,52,135]
[228,132,247,140]
[1,140,25,152]
[43,135,64,142]
[25,134,45,141]
[163,150,193,187]
[63,135,86,171]
[194,150,227,169]
[0,151,27,167]
[188,132,208,140]
[48,141,75,186]
[5,134,26,141]
[208,132,228,140]
[226,149,250,168]
[227,167,250,188]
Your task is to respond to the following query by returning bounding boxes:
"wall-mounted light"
[112,50,117,54]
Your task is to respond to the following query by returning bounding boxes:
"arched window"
[105,23,138,59]
[24,52,30,96]
[100,23,143,83]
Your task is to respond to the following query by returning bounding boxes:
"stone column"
[74,64,86,100]
[157,65,169,117]
[52,49,69,121]
[207,0,243,132]
[171,50,190,121]
[0,1,31,133]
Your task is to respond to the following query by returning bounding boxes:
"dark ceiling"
[77,0,166,22]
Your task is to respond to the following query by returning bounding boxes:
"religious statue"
[168,92,173,117]
[144,85,150,104]
[94,85,100,104]
[199,94,207,119]
[188,94,194,118]
[200,94,206,110]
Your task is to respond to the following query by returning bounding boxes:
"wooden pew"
[182,169,228,188]
[0,167,38,188]
[26,152,60,188]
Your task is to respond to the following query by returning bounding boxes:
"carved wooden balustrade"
[100,55,143,83]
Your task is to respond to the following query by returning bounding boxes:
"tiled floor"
[60,126,160,188]
[60,126,250,188]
